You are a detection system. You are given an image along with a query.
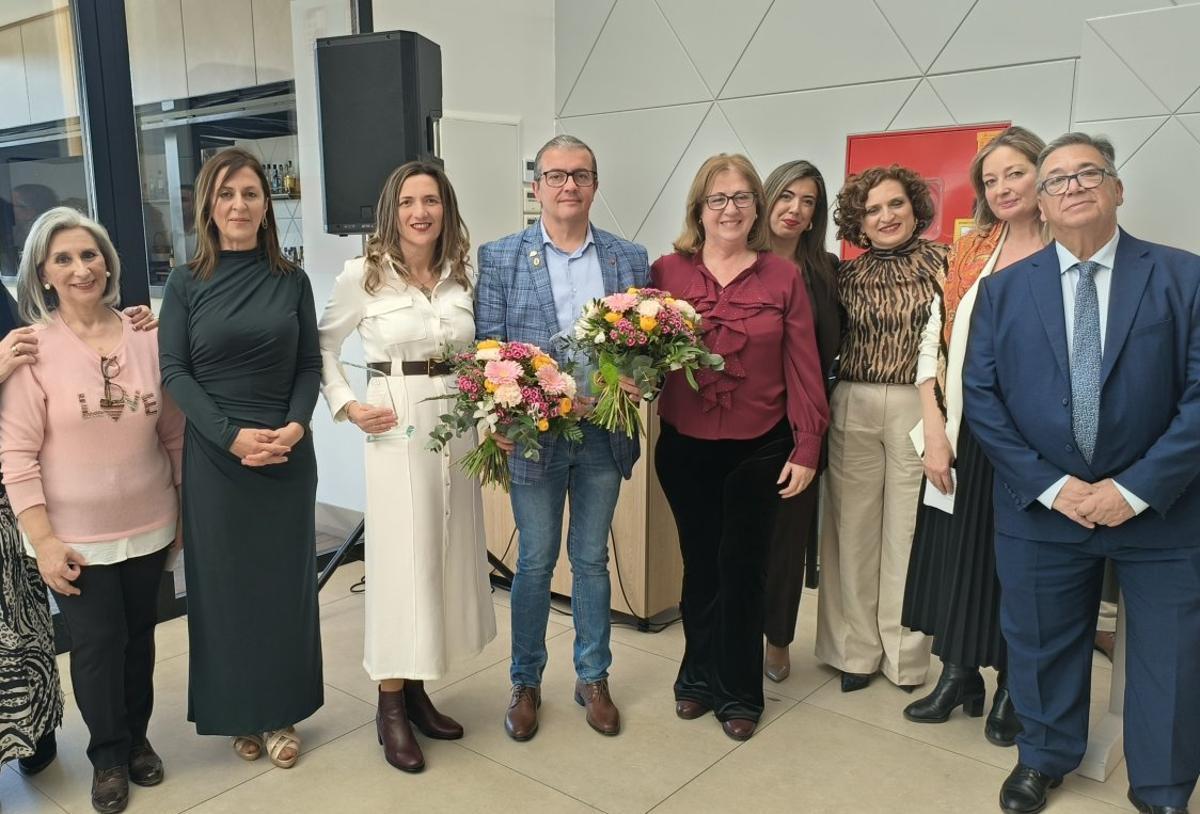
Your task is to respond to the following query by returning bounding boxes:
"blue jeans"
[508,423,621,686]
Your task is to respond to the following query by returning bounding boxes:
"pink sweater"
[0,312,184,544]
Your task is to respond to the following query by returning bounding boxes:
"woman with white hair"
[0,207,184,814]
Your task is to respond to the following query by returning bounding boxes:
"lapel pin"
[530,249,541,268]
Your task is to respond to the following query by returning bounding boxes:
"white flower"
[582,300,600,319]
[636,299,662,318]
[493,382,522,407]
[594,331,606,344]
[674,299,697,320]
[475,347,501,361]
[574,321,592,340]
[562,375,577,398]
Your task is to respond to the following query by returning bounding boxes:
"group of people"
[0,123,1195,814]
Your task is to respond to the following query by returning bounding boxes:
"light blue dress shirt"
[1037,229,1148,515]
[540,220,606,395]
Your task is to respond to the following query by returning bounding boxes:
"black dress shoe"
[985,684,1023,747]
[904,663,985,723]
[17,730,57,776]
[1128,787,1190,814]
[999,764,1061,813]
[128,740,164,786]
[840,672,872,693]
[91,765,130,814]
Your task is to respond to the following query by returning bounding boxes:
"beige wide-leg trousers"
[815,381,932,686]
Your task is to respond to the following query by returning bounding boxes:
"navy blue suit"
[963,230,1200,807]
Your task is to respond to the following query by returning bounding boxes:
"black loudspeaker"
[315,30,442,235]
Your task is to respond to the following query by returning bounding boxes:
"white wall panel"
[721,0,918,99]
[656,0,772,96]
[560,102,708,237]
[1074,26,1170,122]
[1089,3,1200,111]
[888,80,956,131]
[554,0,614,114]
[126,0,189,104]
[21,11,79,124]
[1114,118,1200,253]
[181,0,256,96]
[0,26,31,129]
[1180,88,1200,114]
[1070,116,1168,169]
[931,61,1075,143]
[1178,112,1200,144]
[875,0,975,72]
[560,0,709,116]
[589,191,626,239]
[253,0,295,84]
[635,105,747,260]
[931,0,1163,74]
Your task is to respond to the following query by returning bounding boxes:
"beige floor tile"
[318,593,570,706]
[184,723,599,814]
[317,560,366,606]
[26,655,375,814]
[653,703,1122,813]
[0,765,67,814]
[429,633,796,814]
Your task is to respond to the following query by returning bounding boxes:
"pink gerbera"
[484,359,523,387]
[602,292,638,312]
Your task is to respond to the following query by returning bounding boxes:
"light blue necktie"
[1071,261,1102,463]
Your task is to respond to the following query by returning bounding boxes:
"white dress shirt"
[1036,229,1148,515]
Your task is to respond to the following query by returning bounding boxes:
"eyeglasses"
[99,356,126,411]
[703,192,756,210]
[538,169,596,188]
[1038,167,1116,196]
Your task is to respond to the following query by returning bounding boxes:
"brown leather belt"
[367,360,452,377]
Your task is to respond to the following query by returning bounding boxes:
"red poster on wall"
[842,122,1010,261]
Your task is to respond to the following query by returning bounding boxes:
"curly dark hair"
[833,164,935,249]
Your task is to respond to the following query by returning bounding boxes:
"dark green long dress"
[158,249,324,735]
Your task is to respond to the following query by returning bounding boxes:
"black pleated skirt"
[901,421,1006,669]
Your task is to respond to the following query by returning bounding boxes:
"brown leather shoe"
[128,740,163,786]
[574,679,620,736]
[404,680,464,739]
[505,685,541,741]
[675,698,711,720]
[377,687,425,773]
[721,718,757,741]
[91,765,129,814]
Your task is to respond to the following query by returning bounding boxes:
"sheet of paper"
[923,468,957,514]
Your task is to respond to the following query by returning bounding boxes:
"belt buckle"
[427,358,444,376]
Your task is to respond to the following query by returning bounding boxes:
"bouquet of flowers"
[571,287,724,438]
[427,339,583,491]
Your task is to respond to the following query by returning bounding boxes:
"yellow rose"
[684,319,694,329]
[559,398,573,416]
[663,297,675,305]
[531,354,553,370]
[604,312,622,324]
[484,380,498,393]
[477,339,500,350]
[537,418,550,432]
[627,286,639,294]
[639,316,657,332]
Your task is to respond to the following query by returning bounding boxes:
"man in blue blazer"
[964,132,1200,814]
[475,135,649,742]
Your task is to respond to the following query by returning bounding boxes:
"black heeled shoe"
[903,663,985,723]
[986,671,1023,747]
[840,671,872,693]
[17,730,57,776]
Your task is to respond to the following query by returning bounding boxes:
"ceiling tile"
[559,102,710,237]
[931,0,1164,74]
[1074,25,1171,122]
[656,0,772,96]
[875,0,975,72]
[889,80,957,131]
[1089,3,1200,111]
[555,0,615,114]
[635,105,749,259]
[1069,115,1169,169]
[720,0,920,99]
[930,61,1075,144]
[560,0,710,116]
[1114,118,1200,254]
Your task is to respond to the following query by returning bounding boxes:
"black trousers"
[764,480,820,647]
[55,546,168,769]
[655,420,791,722]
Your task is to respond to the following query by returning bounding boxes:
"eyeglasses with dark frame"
[703,192,756,211]
[99,356,126,411]
[1038,167,1116,196]
[538,169,597,188]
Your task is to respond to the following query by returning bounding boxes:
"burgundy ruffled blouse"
[651,250,829,468]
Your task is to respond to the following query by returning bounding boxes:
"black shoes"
[91,765,130,814]
[985,679,1023,747]
[999,764,1061,813]
[128,741,164,787]
[904,663,985,723]
[17,730,57,776]
[840,671,872,693]
[1128,787,1190,814]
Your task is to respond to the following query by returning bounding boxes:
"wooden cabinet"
[126,0,188,105]
[0,26,31,129]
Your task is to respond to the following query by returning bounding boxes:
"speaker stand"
[318,519,365,591]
